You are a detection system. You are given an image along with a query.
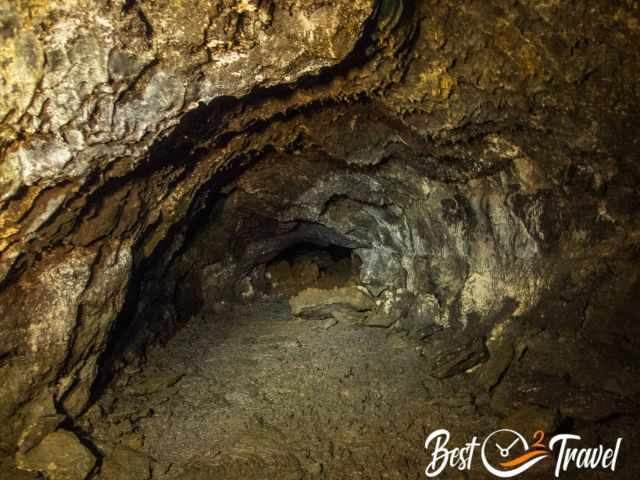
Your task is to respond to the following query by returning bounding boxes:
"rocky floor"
[87,299,498,479]
[3,286,637,480]
[6,293,639,480]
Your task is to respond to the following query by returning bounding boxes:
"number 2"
[532,430,545,449]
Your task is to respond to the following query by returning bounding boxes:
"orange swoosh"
[499,450,549,468]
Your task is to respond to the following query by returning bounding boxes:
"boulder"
[289,286,375,322]
[16,430,96,480]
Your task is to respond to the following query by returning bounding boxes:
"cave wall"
[140,111,549,334]
[125,94,640,354]
[1,0,639,459]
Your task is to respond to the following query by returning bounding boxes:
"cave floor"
[90,299,498,479]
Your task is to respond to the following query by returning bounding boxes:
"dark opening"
[271,241,353,265]
[264,242,360,296]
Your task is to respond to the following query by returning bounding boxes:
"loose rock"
[431,337,490,379]
[289,286,375,322]
[16,431,96,480]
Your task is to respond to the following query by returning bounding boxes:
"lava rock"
[363,310,398,328]
[474,340,515,392]
[17,413,66,455]
[500,404,560,440]
[400,293,443,336]
[289,286,375,322]
[97,445,151,480]
[266,258,320,295]
[16,430,96,480]
[356,248,406,296]
[0,458,39,480]
[322,318,339,330]
[365,288,412,328]
[431,337,489,379]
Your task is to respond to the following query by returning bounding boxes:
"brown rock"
[500,404,561,442]
[431,337,489,379]
[97,445,151,480]
[16,430,96,480]
[289,286,375,322]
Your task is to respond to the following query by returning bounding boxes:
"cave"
[1,1,640,479]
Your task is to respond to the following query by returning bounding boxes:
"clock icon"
[481,429,549,478]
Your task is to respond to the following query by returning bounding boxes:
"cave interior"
[1,0,639,479]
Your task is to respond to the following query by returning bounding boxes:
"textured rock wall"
[1,0,639,461]
[0,0,408,453]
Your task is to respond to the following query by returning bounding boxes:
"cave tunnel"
[1,1,640,479]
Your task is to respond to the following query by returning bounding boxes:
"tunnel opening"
[3,0,640,478]
[262,241,360,296]
[71,133,640,480]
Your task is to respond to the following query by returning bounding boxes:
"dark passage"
[263,242,359,296]
[2,1,640,479]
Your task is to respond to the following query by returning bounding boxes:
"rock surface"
[430,337,489,379]
[96,444,151,480]
[289,286,374,322]
[16,430,95,480]
[0,0,639,476]
[88,300,500,479]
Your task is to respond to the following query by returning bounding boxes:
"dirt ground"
[89,299,499,479]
